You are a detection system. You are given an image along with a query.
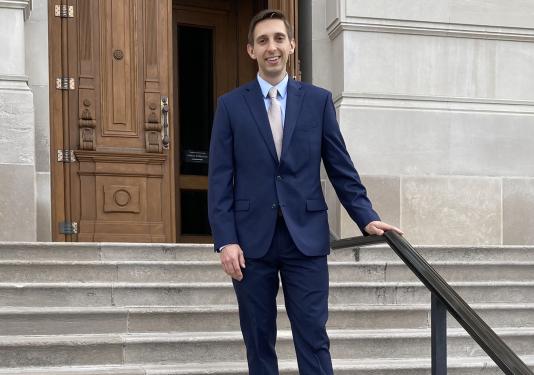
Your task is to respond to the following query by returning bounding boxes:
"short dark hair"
[247,9,294,45]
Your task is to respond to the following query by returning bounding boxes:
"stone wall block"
[32,84,50,173]
[450,112,534,177]
[338,175,401,239]
[35,120,50,172]
[25,0,50,240]
[344,0,534,29]
[401,176,501,245]
[25,0,49,86]
[312,0,330,39]
[360,175,401,228]
[0,164,36,241]
[324,0,339,28]
[0,0,36,241]
[311,38,335,92]
[342,32,534,102]
[337,106,451,176]
[0,88,34,165]
[29,84,49,119]
[503,178,534,245]
[331,35,344,97]
[36,172,51,241]
[335,104,534,178]
[0,9,25,75]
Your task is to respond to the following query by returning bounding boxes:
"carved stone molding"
[0,0,31,20]
[335,92,534,115]
[327,19,534,43]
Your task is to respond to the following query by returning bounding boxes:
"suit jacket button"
[272,204,277,209]
[276,175,282,180]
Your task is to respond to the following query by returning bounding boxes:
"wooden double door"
[49,0,299,242]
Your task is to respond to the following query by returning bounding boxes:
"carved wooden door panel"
[49,0,175,242]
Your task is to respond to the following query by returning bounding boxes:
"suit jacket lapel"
[280,79,304,164]
[243,80,279,164]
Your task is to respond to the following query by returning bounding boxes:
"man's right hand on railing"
[364,220,404,236]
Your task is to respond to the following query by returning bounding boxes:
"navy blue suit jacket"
[208,78,380,259]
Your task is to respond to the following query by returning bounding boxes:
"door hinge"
[54,5,74,18]
[56,77,75,90]
[57,150,77,163]
[59,221,78,235]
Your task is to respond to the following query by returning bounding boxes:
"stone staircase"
[0,242,532,374]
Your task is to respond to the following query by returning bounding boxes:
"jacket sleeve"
[320,91,380,235]
[208,97,238,250]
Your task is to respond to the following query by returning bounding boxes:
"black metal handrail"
[331,231,533,375]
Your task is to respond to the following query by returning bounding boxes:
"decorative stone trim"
[334,92,534,115]
[327,19,534,43]
[0,0,31,20]
[0,75,30,91]
[0,74,29,82]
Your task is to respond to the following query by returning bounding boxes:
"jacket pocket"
[306,199,328,212]
[234,199,250,212]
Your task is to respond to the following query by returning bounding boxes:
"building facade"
[1,0,533,245]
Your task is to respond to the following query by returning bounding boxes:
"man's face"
[247,18,295,83]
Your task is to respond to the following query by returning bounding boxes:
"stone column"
[0,0,36,241]
[25,0,50,241]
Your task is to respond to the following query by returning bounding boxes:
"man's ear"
[289,39,296,54]
[247,44,257,60]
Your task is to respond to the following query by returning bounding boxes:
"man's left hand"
[364,221,404,236]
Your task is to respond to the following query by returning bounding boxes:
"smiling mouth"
[266,56,280,64]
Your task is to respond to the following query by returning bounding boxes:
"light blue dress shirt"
[257,73,288,127]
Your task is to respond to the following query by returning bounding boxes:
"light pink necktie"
[268,86,283,160]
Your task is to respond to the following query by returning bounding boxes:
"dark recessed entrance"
[173,0,299,243]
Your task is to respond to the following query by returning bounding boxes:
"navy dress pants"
[232,215,334,375]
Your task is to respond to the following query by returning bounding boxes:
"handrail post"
[432,293,448,375]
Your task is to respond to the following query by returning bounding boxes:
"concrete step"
[86,328,534,364]
[0,243,359,262]
[140,356,534,375]
[3,243,533,263]
[1,281,534,307]
[1,303,534,335]
[354,245,534,262]
[0,356,533,375]
[0,261,224,283]
[365,261,534,282]
[1,260,532,283]
[326,281,534,305]
[0,242,531,374]
[0,328,532,368]
[0,243,215,262]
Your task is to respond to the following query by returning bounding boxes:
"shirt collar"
[257,73,289,99]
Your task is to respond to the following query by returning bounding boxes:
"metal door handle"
[161,96,169,149]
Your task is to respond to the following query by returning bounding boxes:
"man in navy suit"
[208,9,402,374]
